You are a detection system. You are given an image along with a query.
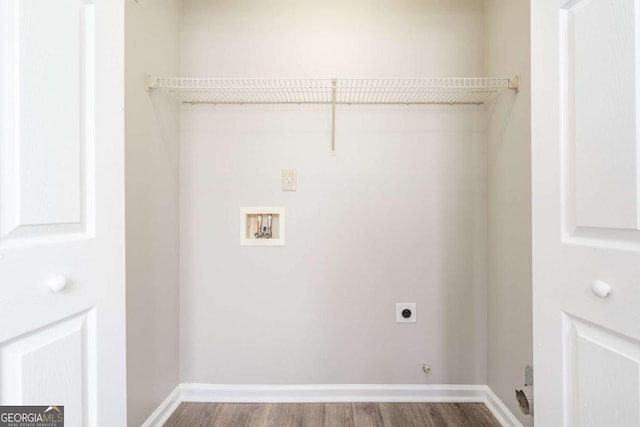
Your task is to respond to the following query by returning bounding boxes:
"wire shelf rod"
[146,75,519,152]
[156,87,512,104]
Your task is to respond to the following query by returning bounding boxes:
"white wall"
[484,0,533,425]
[181,0,484,78]
[125,0,181,425]
[180,0,489,385]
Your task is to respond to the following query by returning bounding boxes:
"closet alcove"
[125,1,532,426]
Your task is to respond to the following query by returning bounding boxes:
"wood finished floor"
[163,402,501,427]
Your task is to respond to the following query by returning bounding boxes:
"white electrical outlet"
[396,303,416,323]
[282,169,297,191]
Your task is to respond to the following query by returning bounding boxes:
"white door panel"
[0,1,125,426]
[564,315,640,427]
[17,0,83,227]
[1,310,95,427]
[0,0,93,244]
[568,0,638,231]
[533,0,640,425]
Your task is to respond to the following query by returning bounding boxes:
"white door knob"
[591,280,611,298]
[47,275,68,293]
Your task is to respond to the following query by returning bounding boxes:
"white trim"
[180,383,488,403]
[483,387,524,427]
[140,386,182,427]
[143,384,523,427]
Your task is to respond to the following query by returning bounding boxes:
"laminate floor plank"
[323,403,355,427]
[431,403,475,426]
[163,402,221,427]
[301,403,325,427]
[265,403,304,427]
[378,402,427,427]
[163,401,501,427]
[458,402,502,427]
[214,403,271,427]
[352,403,385,427]
[414,402,449,427]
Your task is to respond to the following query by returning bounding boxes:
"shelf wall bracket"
[145,73,158,91]
[509,75,520,92]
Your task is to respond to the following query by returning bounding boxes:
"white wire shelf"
[146,75,519,154]
[145,76,519,105]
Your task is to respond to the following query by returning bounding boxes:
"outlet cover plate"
[396,303,416,323]
[282,169,297,191]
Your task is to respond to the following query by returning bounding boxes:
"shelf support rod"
[331,78,337,155]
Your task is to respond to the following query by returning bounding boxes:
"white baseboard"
[144,383,523,427]
[141,385,182,427]
[483,387,524,427]
[180,383,489,403]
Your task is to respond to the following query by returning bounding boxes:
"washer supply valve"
[254,213,273,239]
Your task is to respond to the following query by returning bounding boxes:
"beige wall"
[485,0,533,425]
[179,0,489,385]
[125,0,181,425]
[122,1,533,420]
